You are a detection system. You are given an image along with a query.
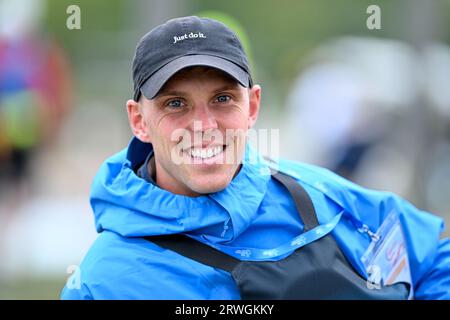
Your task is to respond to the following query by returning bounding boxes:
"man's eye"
[167,99,184,108]
[215,95,231,103]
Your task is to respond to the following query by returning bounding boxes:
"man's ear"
[126,99,152,143]
[248,85,261,128]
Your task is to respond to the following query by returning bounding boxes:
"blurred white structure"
[0,196,96,279]
[0,0,45,39]
[282,37,450,226]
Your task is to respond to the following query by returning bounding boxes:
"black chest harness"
[145,171,409,299]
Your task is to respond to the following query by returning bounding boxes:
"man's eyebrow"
[154,90,187,98]
[212,83,241,93]
[155,83,241,99]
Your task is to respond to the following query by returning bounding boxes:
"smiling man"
[61,16,450,300]
[128,66,259,196]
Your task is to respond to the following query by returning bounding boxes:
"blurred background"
[1,0,450,299]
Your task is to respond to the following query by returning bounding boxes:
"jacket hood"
[90,137,271,242]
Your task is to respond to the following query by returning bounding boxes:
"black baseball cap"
[132,16,253,101]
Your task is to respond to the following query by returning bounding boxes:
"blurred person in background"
[283,38,450,230]
[283,38,423,198]
[61,16,450,300]
[0,0,73,213]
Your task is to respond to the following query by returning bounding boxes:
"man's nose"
[191,104,218,131]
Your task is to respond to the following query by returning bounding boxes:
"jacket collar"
[94,137,270,241]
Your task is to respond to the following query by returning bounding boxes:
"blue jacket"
[61,138,450,299]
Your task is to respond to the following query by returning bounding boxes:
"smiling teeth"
[189,145,223,159]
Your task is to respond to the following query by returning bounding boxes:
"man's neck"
[146,153,157,182]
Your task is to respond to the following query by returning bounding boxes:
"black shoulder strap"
[145,170,319,271]
[271,171,319,231]
[148,233,240,272]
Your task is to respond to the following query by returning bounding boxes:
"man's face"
[127,67,261,197]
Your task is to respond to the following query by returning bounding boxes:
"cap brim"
[140,54,250,100]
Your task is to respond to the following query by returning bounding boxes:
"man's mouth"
[185,145,226,160]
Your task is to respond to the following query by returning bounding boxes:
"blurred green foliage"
[0,277,66,300]
[45,0,126,57]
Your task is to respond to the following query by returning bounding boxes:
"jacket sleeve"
[60,283,93,300]
[413,238,450,299]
